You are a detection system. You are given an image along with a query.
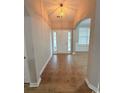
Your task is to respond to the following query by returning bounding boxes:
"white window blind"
[78,28,90,44]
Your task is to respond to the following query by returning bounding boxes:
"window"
[53,32,57,52]
[78,28,90,44]
[68,32,71,51]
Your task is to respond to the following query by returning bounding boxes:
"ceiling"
[25,0,96,29]
[43,0,80,22]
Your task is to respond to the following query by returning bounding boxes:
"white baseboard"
[29,54,52,88]
[40,54,52,76]
[29,77,41,87]
[85,78,99,93]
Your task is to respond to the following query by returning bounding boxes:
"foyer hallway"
[24,53,92,93]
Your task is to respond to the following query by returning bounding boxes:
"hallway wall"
[24,15,52,85]
[24,0,53,86]
[31,15,52,82]
[24,16,37,83]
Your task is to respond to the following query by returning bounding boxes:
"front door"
[53,30,71,54]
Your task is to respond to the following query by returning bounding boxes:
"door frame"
[24,41,30,84]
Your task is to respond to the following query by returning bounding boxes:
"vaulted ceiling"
[25,0,96,29]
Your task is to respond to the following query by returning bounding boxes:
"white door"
[53,30,71,54]
[24,43,30,83]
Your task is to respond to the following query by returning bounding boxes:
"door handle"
[24,56,26,59]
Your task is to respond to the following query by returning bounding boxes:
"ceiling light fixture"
[59,7,64,17]
[48,0,77,18]
[59,3,64,17]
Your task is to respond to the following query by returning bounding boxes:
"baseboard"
[29,77,41,87]
[85,78,99,93]
[29,54,52,88]
[40,54,52,76]
[74,51,88,53]
[54,52,72,54]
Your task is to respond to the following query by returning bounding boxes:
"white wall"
[87,0,100,92]
[24,40,30,83]
[24,16,37,83]
[31,15,52,81]
[24,15,52,85]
